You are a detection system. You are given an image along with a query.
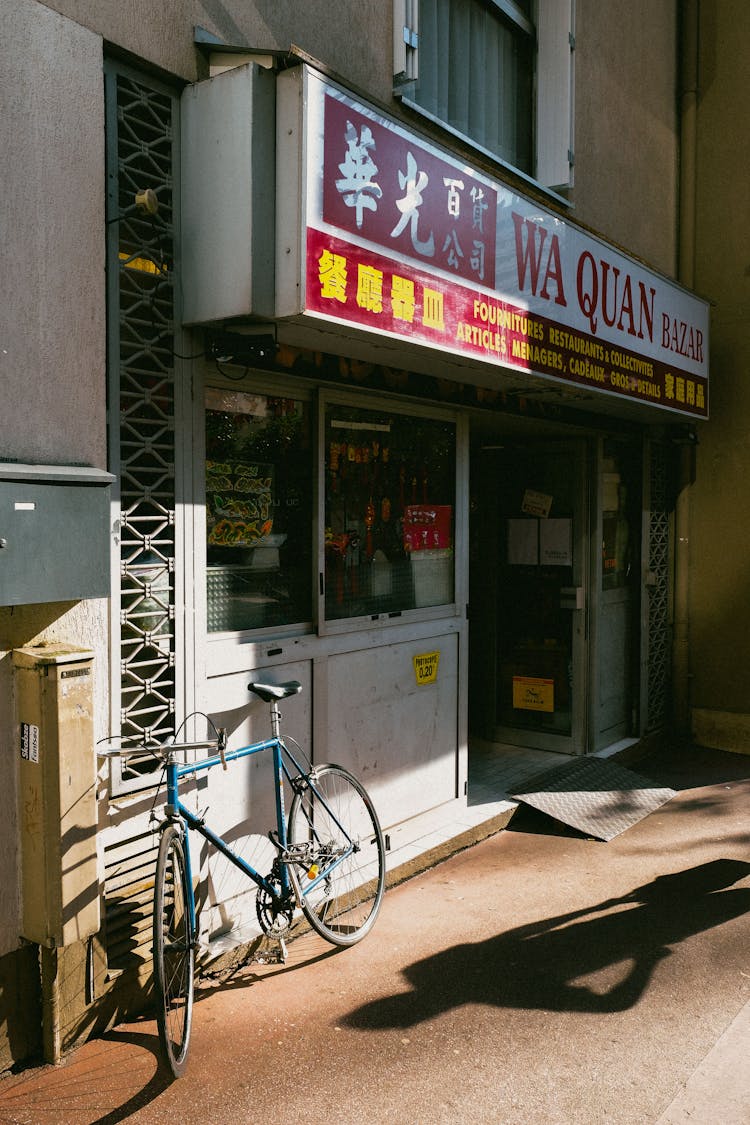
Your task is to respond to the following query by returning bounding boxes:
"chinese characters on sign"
[206,461,274,548]
[304,77,709,419]
[305,229,708,415]
[323,93,496,290]
[335,120,382,229]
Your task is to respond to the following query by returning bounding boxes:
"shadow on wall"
[198,0,388,94]
[0,946,42,1071]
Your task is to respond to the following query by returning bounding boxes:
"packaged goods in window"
[411,548,453,607]
[402,505,452,552]
[324,405,456,620]
[206,461,274,547]
[370,549,392,597]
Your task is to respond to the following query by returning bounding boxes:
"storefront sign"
[414,651,440,685]
[512,676,555,712]
[285,68,710,419]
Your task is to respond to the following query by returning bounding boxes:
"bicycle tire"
[153,824,194,1077]
[288,764,385,947]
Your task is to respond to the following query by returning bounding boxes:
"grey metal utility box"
[181,61,276,325]
[0,463,114,606]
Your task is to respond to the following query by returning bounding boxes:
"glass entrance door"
[473,441,586,754]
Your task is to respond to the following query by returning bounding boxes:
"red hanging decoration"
[365,497,375,559]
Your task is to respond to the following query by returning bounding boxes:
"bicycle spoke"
[289,765,385,946]
[153,826,194,1076]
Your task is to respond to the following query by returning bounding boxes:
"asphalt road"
[1,743,749,1124]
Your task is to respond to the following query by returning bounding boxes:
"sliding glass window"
[325,403,456,621]
[205,387,312,633]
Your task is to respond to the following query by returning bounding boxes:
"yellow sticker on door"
[414,651,440,685]
[512,676,554,712]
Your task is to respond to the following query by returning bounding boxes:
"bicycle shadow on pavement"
[343,858,750,1029]
[194,936,342,1001]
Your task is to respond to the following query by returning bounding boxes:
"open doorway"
[470,438,587,756]
[469,428,643,766]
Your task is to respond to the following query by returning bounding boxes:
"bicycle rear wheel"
[153,824,194,1077]
[288,764,385,947]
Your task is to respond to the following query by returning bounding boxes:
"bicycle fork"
[163,772,200,951]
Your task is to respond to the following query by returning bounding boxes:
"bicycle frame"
[118,684,384,1079]
[164,733,356,941]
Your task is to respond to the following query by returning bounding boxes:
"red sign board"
[293,69,710,419]
[402,505,453,552]
[322,94,498,290]
[305,228,707,416]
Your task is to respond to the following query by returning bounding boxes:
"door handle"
[560,586,584,610]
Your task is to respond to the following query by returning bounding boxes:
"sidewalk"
[1,740,749,1124]
[655,996,750,1124]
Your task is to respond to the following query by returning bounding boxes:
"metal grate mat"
[510,757,677,841]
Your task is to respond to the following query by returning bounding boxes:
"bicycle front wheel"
[153,824,194,1077]
[289,764,385,947]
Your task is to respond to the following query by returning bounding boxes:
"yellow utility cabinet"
[14,643,100,947]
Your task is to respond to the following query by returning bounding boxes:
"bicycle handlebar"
[96,735,224,762]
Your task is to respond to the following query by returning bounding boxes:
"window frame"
[317,388,464,638]
[393,0,574,199]
[201,369,317,643]
[198,374,465,645]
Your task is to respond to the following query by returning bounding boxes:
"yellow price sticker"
[413,651,440,685]
[512,676,554,712]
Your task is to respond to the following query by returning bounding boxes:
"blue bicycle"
[100,681,386,1076]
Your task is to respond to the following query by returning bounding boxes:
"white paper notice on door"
[521,489,553,517]
[540,518,572,566]
[507,519,538,565]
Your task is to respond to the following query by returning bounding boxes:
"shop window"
[325,403,455,620]
[394,0,574,190]
[205,388,312,633]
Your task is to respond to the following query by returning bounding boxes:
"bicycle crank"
[256,878,294,937]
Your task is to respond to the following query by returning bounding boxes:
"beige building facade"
[0,0,737,1071]
[688,2,750,751]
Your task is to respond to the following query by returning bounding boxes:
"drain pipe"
[673,0,699,735]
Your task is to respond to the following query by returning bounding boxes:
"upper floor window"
[394,0,574,191]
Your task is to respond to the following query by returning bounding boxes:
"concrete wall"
[0,1,109,971]
[573,0,679,276]
[41,1,395,98]
[689,1,750,750]
[1,2,105,468]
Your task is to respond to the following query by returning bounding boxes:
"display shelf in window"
[205,388,312,633]
[325,403,456,620]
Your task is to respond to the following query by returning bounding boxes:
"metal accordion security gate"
[646,439,672,731]
[104,61,179,972]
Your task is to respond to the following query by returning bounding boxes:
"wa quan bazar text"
[308,85,708,418]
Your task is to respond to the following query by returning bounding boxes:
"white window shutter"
[536,0,574,189]
[394,0,419,84]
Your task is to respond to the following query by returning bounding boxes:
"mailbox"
[0,463,114,606]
